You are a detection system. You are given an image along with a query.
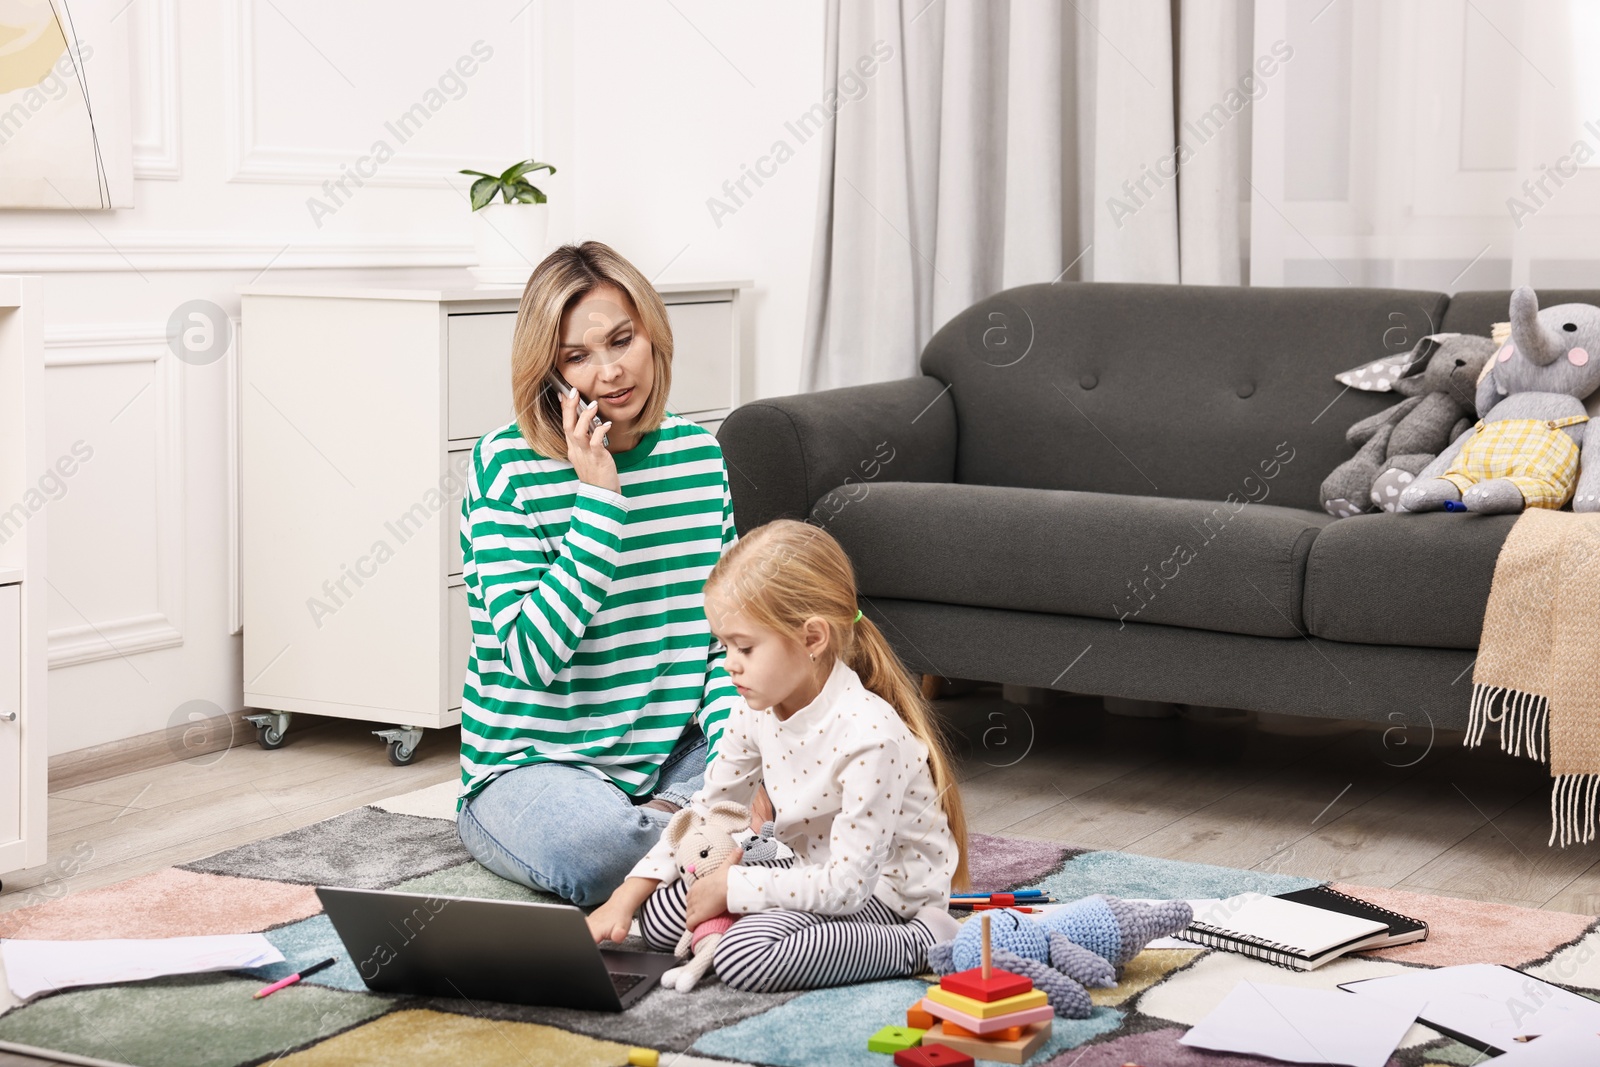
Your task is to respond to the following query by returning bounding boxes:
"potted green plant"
[460,159,557,283]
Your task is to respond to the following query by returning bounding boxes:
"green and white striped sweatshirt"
[456,412,739,810]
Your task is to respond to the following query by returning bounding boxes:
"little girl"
[588,519,969,993]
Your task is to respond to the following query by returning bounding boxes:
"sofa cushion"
[1303,512,1516,649]
[918,281,1449,513]
[826,482,1333,639]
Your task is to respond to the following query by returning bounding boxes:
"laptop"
[316,885,676,1011]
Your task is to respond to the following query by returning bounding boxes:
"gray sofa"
[716,282,1600,733]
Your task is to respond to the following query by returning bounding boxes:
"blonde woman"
[455,241,750,906]
[589,520,969,992]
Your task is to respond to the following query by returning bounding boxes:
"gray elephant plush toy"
[1399,287,1600,514]
[1321,333,1498,517]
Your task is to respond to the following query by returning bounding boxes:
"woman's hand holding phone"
[560,384,620,495]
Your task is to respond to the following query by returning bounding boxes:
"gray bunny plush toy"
[1399,287,1600,514]
[1321,332,1498,517]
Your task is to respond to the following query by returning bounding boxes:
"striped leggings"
[639,858,938,993]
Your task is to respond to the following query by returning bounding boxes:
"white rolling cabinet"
[0,276,49,889]
[238,271,747,763]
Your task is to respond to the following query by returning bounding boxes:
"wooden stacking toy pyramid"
[911,914,1053,1064]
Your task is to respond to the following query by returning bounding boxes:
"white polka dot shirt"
[628,657,958,918]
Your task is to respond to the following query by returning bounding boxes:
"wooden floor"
[0,717,461,912]
[942,688,1600,914]
[3,686,1598,919]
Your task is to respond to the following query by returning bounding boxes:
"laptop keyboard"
[610,971,646,997]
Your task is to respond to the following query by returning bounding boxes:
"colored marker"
[949,894,1056,907]
[254,957,336,999]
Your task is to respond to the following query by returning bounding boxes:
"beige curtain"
[801,0,1255,389]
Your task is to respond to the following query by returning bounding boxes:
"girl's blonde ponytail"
[844,615,970,891]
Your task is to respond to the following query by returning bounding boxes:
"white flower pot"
[469,202,550,283]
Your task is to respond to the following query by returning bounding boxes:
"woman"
[455,240,746,907]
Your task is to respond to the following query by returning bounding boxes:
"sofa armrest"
[716,375,957,534]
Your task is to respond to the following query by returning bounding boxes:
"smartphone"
[554,377,609,447]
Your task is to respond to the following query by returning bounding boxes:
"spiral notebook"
[1177,892,1391,971]
[1274,885,1428,949]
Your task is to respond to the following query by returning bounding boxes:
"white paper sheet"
[1341,963,1600,1049]
[1484,1025,1600,1065]
[0,950,18,1018]
[1,934,285,1000]
[1180,980,1419,1067]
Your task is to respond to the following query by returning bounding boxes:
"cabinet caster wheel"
[374,725,423,767]
[245,712,291,751]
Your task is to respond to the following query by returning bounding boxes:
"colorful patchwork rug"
[1,779,1597,1066]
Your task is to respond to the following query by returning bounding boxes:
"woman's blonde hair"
[706,519,970,890]
[510,241,675,460]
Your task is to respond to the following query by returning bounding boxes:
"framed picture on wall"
[0,0,133,209]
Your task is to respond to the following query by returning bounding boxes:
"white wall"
[544,2,826,402]
[0,0,823,755]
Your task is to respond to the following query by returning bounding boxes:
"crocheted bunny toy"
[1400,287,1600,514]
[660,801,750,993]
[927,896,1193,1018]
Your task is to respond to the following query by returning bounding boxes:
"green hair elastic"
[852,609,863,623]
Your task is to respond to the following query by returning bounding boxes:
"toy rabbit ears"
[662,800,751,848]
[1334,334,1456,391]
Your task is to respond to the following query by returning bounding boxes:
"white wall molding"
[227,315,243,636]
[130,0,182,180]
[223,0,537,187]
[42,323,167,366]
[227,147,486,188]
[0,233,473,273]
[42,326,186,668]
[50,610,183,668]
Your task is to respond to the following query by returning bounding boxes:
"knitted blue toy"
[926,895,1194,1018]
[1043,894,1192,969]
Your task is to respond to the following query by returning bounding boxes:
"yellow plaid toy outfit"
[1441,414,1590,509]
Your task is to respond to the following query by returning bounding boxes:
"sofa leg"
[1002,684,1080,707]
[922,675,987,701]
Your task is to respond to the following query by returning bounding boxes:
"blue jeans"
[456,725,708,907]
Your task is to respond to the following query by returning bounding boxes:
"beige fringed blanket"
[1467,508,1600,846]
